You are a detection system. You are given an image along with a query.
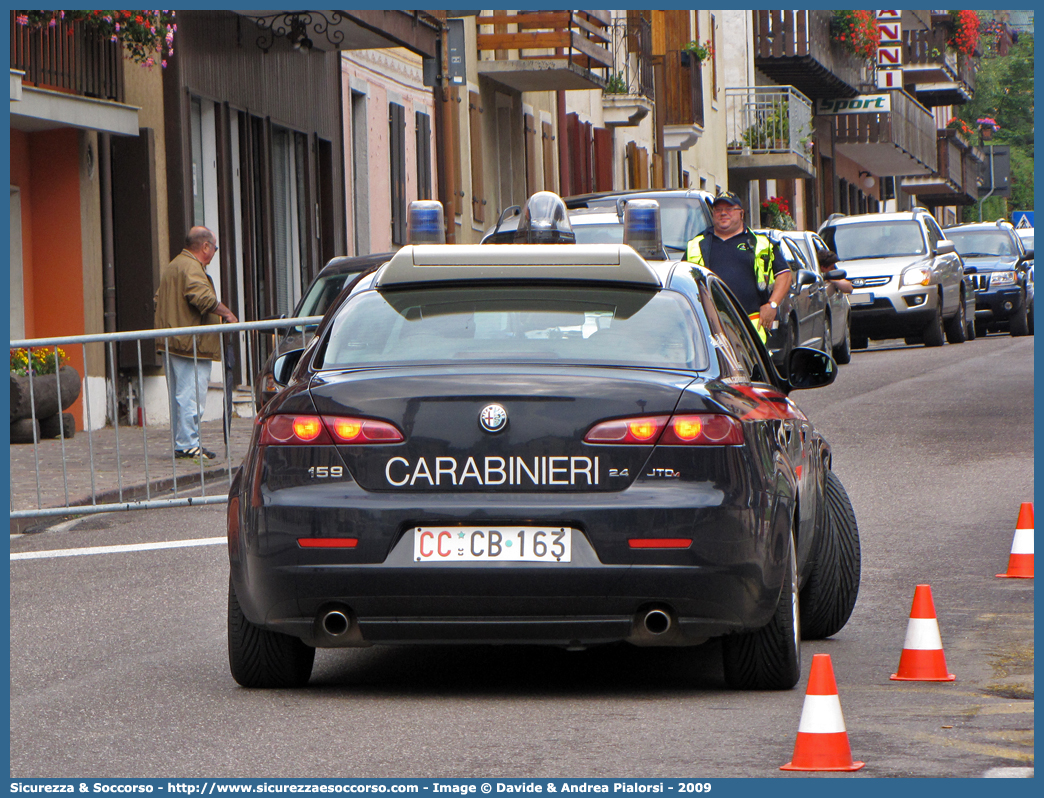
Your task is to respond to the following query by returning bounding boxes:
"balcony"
[902,28,975,106]
[834,90,937,176]
[600,15,654,128]
[661,49,704,150]
[752,10,867,100]
[902,129,983,206]
[10,12,140,136]
[10,12,124,102]
[725,86,815,180]
[475,10,612,92]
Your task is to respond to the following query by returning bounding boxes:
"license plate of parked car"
[413,527,572,562]
[848,293,874,305]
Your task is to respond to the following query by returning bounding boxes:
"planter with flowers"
[10,347,81,442]
[761,196,796,231]
[681,39,714,68]
[830,10,878,62]
[943,118,975,148]
[977,116,1000,141]
[14,10,176,67]
[947,10,981,58]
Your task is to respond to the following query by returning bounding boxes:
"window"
[271,126,308,317]
[707,280,770,384]
[350,90,370,254]
[389,102,407,245]
[824,222,927,260]
[416,111,432,201]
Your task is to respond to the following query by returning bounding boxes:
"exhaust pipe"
[643,608,672,635]
[322,609,351,637]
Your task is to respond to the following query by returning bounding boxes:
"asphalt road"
[9,333,1034,779]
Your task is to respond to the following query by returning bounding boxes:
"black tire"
[975,320,988,338]
[923,303,945,347]
[850,332,869,350]
[1027,300,1034,335]
[1009,296,1029,336]
[228,577,315,688]
[721,532,801,690]
[800,471,861,640]
[944,295,967,344]
[833,316,852,364]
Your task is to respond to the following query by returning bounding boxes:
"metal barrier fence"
[10,317,321,523]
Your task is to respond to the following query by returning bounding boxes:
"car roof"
[317,252,396,276]
[824,211,932,226]
[944,221,1016,232]
[374,244,663,288]
[564,188,714,208]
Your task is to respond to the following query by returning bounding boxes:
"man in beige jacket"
[155,226,237,460]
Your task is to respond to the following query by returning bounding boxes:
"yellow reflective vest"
[686,230,777,343]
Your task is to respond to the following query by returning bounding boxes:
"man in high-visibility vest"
[686,191,790,342]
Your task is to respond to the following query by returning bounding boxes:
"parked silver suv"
[819,209,973,348]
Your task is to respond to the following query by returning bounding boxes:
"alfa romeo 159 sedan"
[227,232,860,691]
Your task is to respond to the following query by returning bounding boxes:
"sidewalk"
[10,417,255,534]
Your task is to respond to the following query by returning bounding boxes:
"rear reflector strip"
[628,538,692,549]
[298,538,359,548]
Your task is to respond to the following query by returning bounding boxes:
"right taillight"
[584,413,743,446]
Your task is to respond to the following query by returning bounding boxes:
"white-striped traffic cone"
[997,503,1034,579]
[780,653,865,771]
[890,584,955,681]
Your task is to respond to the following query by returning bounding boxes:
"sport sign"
[816,94,892,115]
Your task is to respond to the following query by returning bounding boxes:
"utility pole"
[978,143,996,223]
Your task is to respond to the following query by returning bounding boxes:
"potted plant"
[830,10,878,61]
[761,196,796,231]
[682,39,714,67]
[947,9,981,57]
[10,346,81,441]
[603,72,628,95]
[977,116,1000,141]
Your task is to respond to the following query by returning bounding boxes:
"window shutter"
[524,112,537,197]
[593,127,613,192]
[468,90,486,224]
[415,110,432,201]
[541,120,556,194]
[389,102,407,245]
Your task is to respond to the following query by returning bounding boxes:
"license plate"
[413,527,572,563]
[848,293,873,305]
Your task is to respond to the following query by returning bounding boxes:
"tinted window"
[572,223,624,245]
[319,286,709,371]
[297,273,356,317]
[706,281,770,383]
[946,229,1020,257]
[824,221,927,259]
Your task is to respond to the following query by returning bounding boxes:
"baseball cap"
[712,191,744,208]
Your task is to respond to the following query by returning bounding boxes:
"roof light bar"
[407,200,446,245]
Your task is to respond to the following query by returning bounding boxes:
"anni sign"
[877,9,903,89]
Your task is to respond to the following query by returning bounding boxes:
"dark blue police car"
[227,197,860,691]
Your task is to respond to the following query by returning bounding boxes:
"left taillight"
[259,415,404,445]
[584,413,743,446]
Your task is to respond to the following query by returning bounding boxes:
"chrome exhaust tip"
[322,609,351,637]
[643,608,672,635]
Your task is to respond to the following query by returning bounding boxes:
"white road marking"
[10,536,227,561]
[983,767,1034,778]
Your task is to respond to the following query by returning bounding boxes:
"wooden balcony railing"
[10,12,125,103]
[903,27,976,99]
[476,11,613,73]
[752,10,866,100]
[835,89,937,174]
[662,49,703,128]
[903,129,981,206]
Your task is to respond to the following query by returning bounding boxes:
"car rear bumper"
[231,488,791,648]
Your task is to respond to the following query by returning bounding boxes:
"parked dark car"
[782,230,853,364]
[945,221,1034,337]
[753,230,831,374]
[228,238,859,691]
[253,253,393,411]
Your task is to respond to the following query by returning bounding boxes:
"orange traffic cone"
[890,584,955,682]
[780,654,865,771]
[997,503,1033,579]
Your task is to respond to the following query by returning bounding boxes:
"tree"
[958,30,1034,220]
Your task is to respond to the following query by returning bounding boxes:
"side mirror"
[272,349,305,387]
[796,269,820,287]
[936,240,956,255]
[1023,248,1034,260]
[786,347,837,391]
[962,264,977,275]
[823,269,847,281]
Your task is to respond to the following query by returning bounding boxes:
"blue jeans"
[166,353,211,451]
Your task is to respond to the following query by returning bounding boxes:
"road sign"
[1012,211,1033,228]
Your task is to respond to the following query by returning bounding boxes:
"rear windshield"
[318,285,708,371]
[824,221,926,259]
[576,197,711,255]
[297,272,355,317]
[946,229,1019,257]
